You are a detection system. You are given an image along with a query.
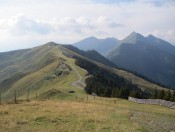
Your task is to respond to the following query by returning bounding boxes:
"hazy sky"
[0,0,175,52]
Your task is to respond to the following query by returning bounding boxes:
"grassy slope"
[0,43,88,100]
[0,97,174,132]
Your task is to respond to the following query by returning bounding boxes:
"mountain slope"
[73,36,119,56]
[61,44,170,92]
[0,43,89,100]
[0,42,171,101]
[146,34,175,56]
[107,32,175,88]
[63,45,117,68]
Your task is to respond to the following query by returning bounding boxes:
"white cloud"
[1,14,54,35]
[0,0,175,51]
[0,14,124,51]
[53,17,94,34]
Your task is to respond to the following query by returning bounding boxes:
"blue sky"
[92,0,174,5]
[0,0,175,51]
[92,0,136,4]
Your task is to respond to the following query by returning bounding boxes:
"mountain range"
[0,41,170,100]
[0,31,175,101]
[73,36,119,56]
[73,32,175,88]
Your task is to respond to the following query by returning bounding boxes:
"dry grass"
[0,96,174,132]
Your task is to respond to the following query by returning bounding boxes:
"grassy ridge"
[0,43,88,100]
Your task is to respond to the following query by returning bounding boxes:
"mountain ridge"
[0,42,172,101]
[107,32,175,88]
[73,36,119,56]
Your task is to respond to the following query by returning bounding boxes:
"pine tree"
[129,90,138,98]
[167,90,171,101]
[158,90,165,99]
[164,90,171,101]
[118,88,123,98]
[111,88,120,97]
[111,88,117,97]
[152,88,158,99]
[172,90,175,102]
[85,87,92,94]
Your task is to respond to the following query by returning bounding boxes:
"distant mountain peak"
[86,36,98,40]
[73,36,120,56]
[147,34,155,38]
[105,37,119,42]
[147,34,158,40]
[122,32,145,44]
[107,32,175,88]
[130,32,144,38]
[130,31,137,35]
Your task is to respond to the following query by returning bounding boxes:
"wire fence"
[1,91,175,110]
[0,90,118,105]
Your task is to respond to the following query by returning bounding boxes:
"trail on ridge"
[70,64,86,89]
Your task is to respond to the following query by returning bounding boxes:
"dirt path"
[71,64,86,89]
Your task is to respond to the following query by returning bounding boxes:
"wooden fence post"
[14,90,17,104]
[0,92,1,105]
[94,95,95,101]
[27,89,29,101]
[87,94,88,101]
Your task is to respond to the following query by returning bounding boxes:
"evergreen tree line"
[151,89,175,102]
[63,45,174,90]
[74,56,175,102]
[124,70,173,90]
[75,57,150,99]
